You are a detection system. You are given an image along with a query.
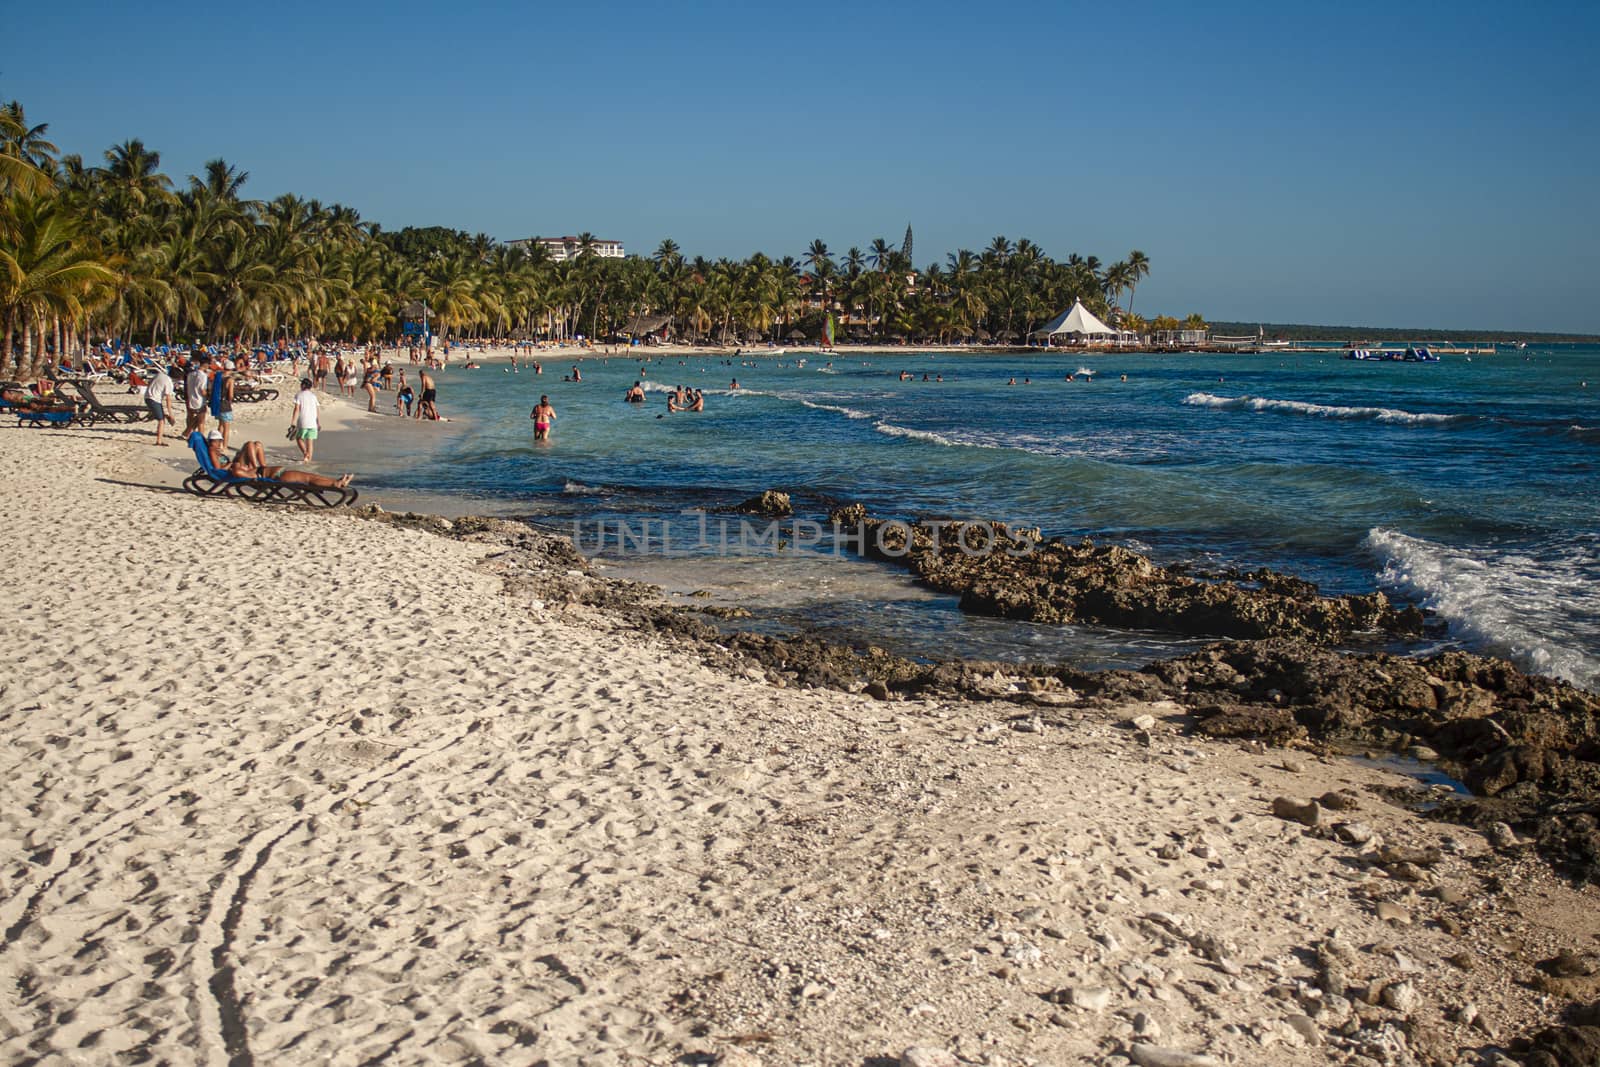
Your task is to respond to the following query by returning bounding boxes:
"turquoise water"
[359,345,1600,688]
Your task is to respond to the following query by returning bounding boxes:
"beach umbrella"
[786,329,809,342]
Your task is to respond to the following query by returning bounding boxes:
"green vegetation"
[1,99,1168,379]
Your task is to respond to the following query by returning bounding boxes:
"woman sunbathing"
[208,436,354,489]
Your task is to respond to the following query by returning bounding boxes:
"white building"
[507,235,625,261]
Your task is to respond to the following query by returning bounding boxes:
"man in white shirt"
[144,365,176,446]
[291,377,321,461]
[184,355,211,435]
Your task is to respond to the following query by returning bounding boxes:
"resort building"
[507,236,625,261]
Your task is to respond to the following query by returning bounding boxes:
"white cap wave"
[1365,528,1600,691]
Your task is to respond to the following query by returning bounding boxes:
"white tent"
[1033,299,1114,337]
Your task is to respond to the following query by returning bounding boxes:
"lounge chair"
[58,378,149,424]
[182,431,358,508]
[17,409,80,428]
[232,382,280,403]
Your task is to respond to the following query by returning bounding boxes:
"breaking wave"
[1366,527,1600,691]
[1184,392,1465,426]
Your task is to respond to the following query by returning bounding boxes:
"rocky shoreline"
[353,506,1600,891]
[826,504,1428,645]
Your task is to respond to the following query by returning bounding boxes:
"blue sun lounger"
[183,431,357,508]
[16,409,80,428]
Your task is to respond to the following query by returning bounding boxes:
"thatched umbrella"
[786,329,809,342]
[971,327,992,343]
[622,313,671,336]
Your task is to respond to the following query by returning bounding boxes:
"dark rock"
[730,489,793,518]
[1516,1023,1600,1067]
[1319,790,1361,811]
[1193,704,1304,742]
[1272,797,1322,827]
[827,507,1426,645]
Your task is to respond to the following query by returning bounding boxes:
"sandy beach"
[2,393,1597,1067]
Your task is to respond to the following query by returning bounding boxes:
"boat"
[1343,346,1439,362]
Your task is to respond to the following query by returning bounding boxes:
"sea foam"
[1185,392,1463,425]
[1366,527,1600,690]
[798,398,873,420]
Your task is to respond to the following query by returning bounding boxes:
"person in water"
[625,381,646,403]
[531,395,556,440]
[416,368,439,420]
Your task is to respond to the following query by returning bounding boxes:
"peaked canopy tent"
[1032,299,1114,339]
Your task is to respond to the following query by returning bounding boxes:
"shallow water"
[359,344,1600,688]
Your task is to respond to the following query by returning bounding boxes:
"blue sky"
[7,0,1599,331]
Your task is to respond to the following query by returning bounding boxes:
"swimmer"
[530,395,556,441]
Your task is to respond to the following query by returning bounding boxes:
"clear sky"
[7,0,1598,332]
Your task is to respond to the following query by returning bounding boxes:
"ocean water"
[357,345,1600,689]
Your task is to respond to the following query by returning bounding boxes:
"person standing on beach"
[184,355,211,436]
[291,378,320,461]
[416,368,438,420]
[209,359,235,450]
[361,361,380,412]
[530,395,556,441]
[144,365,175,446]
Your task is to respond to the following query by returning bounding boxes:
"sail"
[824,314,836,348]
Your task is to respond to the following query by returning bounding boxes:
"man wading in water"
[416,368,439,420]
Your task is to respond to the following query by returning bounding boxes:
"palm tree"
[1102,260,1134,320]
[984,235,1013,264]
[867,237,893,271]
[190,158,250,202]
[653,238,681,267]
[1125,249,1151,314]
[0,194,115,376]
[102,139,173,209]
[0,101,58,169]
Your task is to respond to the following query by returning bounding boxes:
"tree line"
[2,98,1205,380]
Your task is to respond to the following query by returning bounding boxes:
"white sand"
[1,394,1595,1066]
